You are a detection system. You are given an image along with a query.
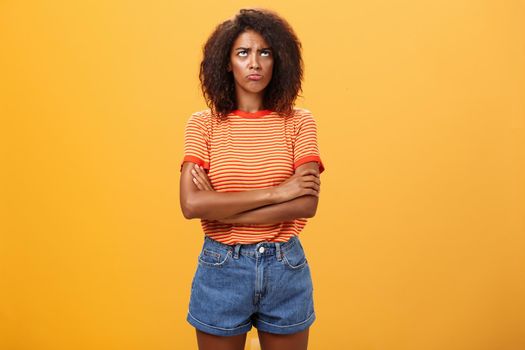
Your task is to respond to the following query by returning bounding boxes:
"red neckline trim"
[229,109,273,118]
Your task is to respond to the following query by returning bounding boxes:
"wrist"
[267,187,280,204]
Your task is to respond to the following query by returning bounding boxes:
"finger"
[301,168,320,177]
[305,189,319,197]
[299,180,315,190]
[202,180,213,191]
[191,167,199,178]
[303,182,320,192]
[307,175,321,184]
[302,175,321,185]
[192,166,207,184]
[195,166,214,191]
[301,172,320,181]
[191,170,207,190]
[202,182,213,191]
[192,177,203,190]
[199,166,214,190]
[194,174,212,191]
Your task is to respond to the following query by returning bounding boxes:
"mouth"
[247,74,262,81]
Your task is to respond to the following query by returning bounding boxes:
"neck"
[235,90,264,113]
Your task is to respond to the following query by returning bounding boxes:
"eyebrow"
[234,47,272,51]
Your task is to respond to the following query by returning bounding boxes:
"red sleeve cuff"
[293,155,325,174]
[180,156,210,172]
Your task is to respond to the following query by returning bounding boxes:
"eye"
[261,50,272,57]
[237,50,247,57]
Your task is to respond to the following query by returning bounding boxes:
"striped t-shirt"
[180,107,325,245]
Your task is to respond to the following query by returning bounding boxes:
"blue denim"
[186,235,316,336]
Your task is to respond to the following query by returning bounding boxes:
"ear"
[227,63,232,72]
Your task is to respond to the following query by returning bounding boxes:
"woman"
[179,8,325,350]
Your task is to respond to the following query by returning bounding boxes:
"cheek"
[266,63,274,78]
[232,59,245,71]
[231,63,243,79]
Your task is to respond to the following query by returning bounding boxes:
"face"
[228,30,273,96]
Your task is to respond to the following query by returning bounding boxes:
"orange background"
[1,1,524,349]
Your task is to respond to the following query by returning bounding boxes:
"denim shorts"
[186,234,316,337]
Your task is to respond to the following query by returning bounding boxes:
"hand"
[191,164,241,224]
[191,164,215,191]
[273,168,320,203]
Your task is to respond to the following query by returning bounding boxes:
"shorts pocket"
[198,246,231,268]
[281,241,308,270]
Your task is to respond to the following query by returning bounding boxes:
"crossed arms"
[179,161,321,225]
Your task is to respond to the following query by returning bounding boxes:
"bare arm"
[215,195,316,225]
[180,161,277,220]
[216,162,321,225]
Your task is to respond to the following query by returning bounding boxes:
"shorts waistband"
[203,235,300,260]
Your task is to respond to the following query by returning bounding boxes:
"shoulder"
[293,106,315,117]
[190,108,212,119]
[187,108,214,125]
[292,107,316,124]
[184,109,214,137]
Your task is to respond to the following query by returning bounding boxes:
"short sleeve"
[293,109,325,174]
[179,112,210,172]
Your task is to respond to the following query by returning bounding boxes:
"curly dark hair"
[199,8,304,118]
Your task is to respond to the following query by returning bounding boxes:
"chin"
[246,88,267,94]
[244,84,270,94]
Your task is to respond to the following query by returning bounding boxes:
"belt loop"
[233,243,241,259]
[275,242,282,261]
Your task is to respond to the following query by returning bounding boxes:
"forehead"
[232,30,269,48]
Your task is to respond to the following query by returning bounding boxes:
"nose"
[249,53,260,70]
